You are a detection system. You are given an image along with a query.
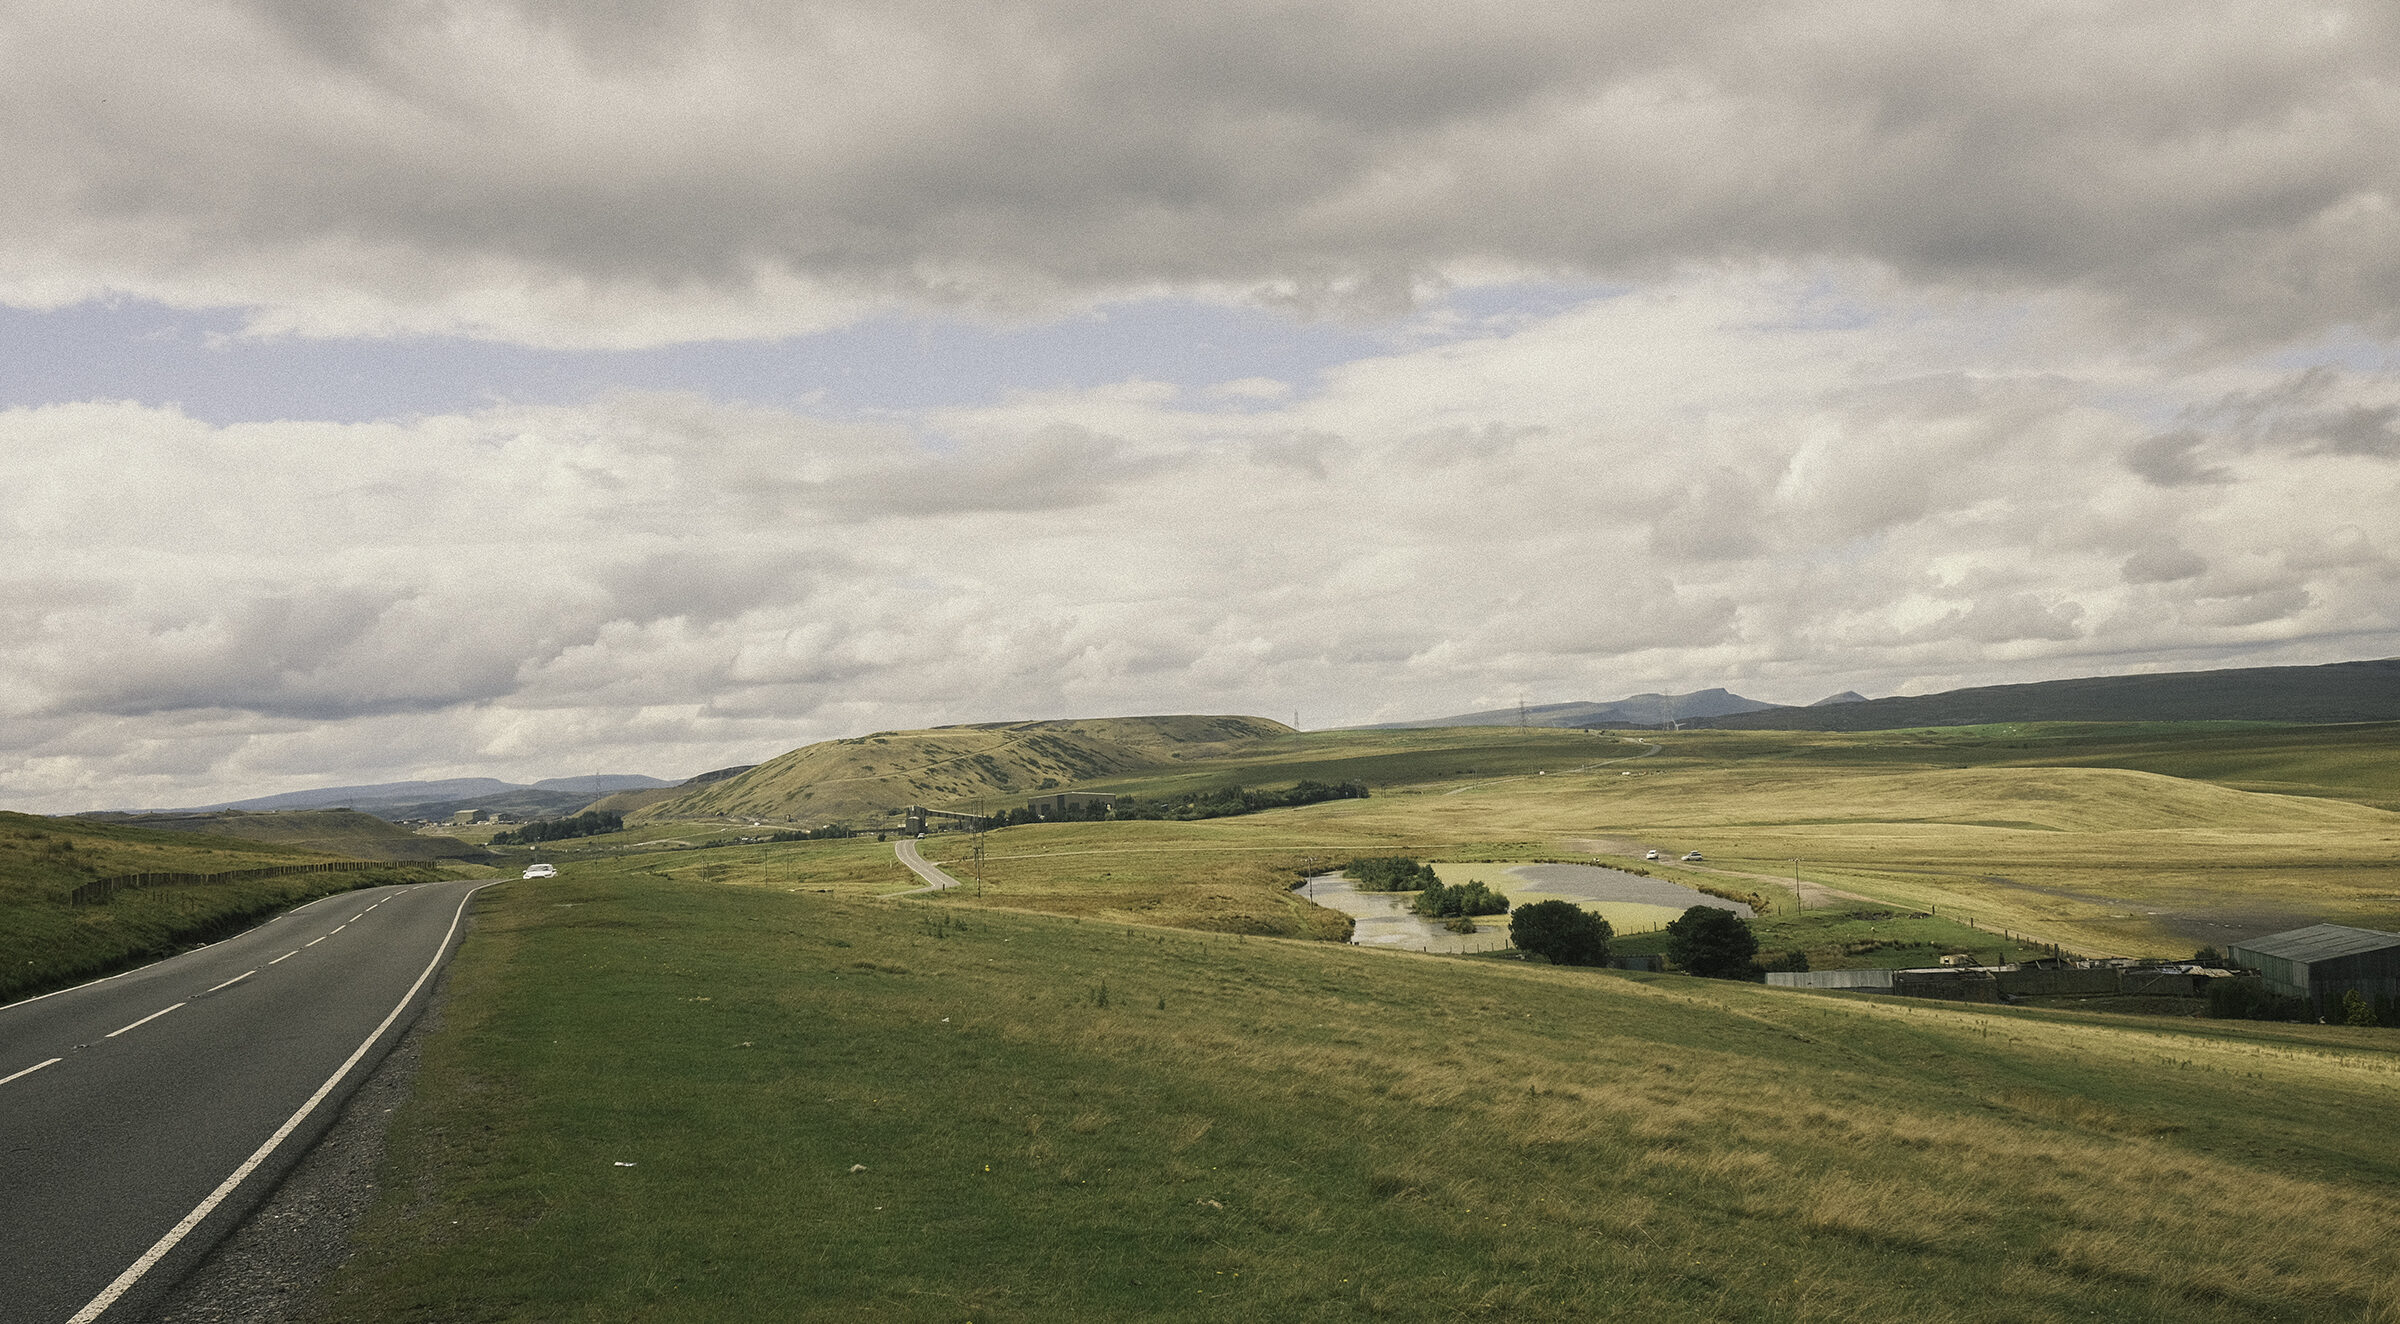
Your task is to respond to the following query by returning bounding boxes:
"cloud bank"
[5,3,2399,809]
[4,1,2397,344]
[6,272,2395,809]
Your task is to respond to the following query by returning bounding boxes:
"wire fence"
[67,859,386,906]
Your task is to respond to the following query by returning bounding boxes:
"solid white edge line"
[1,1056,63,1086]
[104,1003,187,1038]
[205,971,256,993]
[66,880,499,1324]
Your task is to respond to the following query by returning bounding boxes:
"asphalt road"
[892,838,963,894]
[0,878,500,1324]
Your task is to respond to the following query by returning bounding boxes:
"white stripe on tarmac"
[268,951,297,965]
[303,937,326,948]
[1,1057,62,1087]
[67,880,498,1324]
[206,971,255,993]
[104,1003,186,1038]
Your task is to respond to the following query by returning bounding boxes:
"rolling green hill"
[635,716,1291,825]
[1703,657,2400,730]
[98,809,493,861]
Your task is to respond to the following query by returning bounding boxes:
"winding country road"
[891,837,964,895]
[0,878,499,1324]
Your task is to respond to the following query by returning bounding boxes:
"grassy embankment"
[327,869,2400,1323]
[0,810,444,1001]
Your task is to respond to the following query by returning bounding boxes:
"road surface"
[0,878,499,1324]
[891,838,964,894]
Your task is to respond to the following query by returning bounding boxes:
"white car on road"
[523,862,557,879]
[1644,850,1661,860]
[1682,851,1704,862]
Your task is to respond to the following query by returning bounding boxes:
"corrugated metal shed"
[2230,924,2400,1012]
[2234,924,2400,964]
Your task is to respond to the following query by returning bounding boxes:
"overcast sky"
[6,0,2398,811]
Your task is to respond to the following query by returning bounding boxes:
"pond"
[1295,874,1513,954]
[1299,861,1751,952]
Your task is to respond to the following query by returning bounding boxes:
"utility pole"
[972,798,986,898]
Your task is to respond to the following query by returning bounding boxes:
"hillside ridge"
[1702,657,2400,730]
[636,715,1292,825]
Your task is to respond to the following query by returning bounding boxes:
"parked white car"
[523,862,557,879]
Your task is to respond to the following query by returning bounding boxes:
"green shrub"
[2343,989,2381,1027]
[1412,880,1507,919]
[1509,900,1612,966]
[1346,857,1440,891]
[1665,906,1759,979]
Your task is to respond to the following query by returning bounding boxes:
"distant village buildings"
[1024,792,1117,816]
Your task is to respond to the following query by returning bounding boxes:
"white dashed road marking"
[206,971,256,993]
[1,1057,62,1087]
[105,1003,187,1039]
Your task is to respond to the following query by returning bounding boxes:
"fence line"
[68,860,385,906]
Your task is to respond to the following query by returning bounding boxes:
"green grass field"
[326,870,2400,1323]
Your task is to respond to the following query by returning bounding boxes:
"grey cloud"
[813,425,1169,518]
[1245,430,1351,479]
[8,2,2400,343]
[2125,431,2233,487]
[2122,545,2208,584]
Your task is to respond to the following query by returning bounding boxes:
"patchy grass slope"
[637,715,1291,825]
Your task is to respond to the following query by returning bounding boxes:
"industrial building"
[2228,924,2400,1016]
[1025,791,1117,816]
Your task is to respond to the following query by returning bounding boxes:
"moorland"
[11,716,2399,1320]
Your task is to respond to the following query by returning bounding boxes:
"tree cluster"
[1345,856,1440,891]
[990,779,1369,826]
[1413,879,1508,919]
[1664,905,1759,979]
[1509,900,1612,966]
[491,810,623,846]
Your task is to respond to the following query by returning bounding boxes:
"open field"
[325,870,2400,1323]
[884,723,2400,959]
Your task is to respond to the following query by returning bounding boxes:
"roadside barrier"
[67,860,385,906]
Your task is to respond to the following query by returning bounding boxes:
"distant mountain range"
[1698,657,2400,731]
[1377,658,2398,732]
[1365,688,1849,730]
[137,773,676,822]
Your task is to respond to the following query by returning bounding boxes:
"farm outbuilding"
[2229,924,2400,1016]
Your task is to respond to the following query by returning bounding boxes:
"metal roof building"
[2228,924,2400,1014]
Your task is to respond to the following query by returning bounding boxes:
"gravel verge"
[141,975,452,1323]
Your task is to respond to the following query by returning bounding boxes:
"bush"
[1665,905,1759,979]
[1346,857,1440,891]
[2204,976,2301,1021]
[1509,900,1612,966]
[2343,989,2381,1027]
[1412,880,1508,919]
